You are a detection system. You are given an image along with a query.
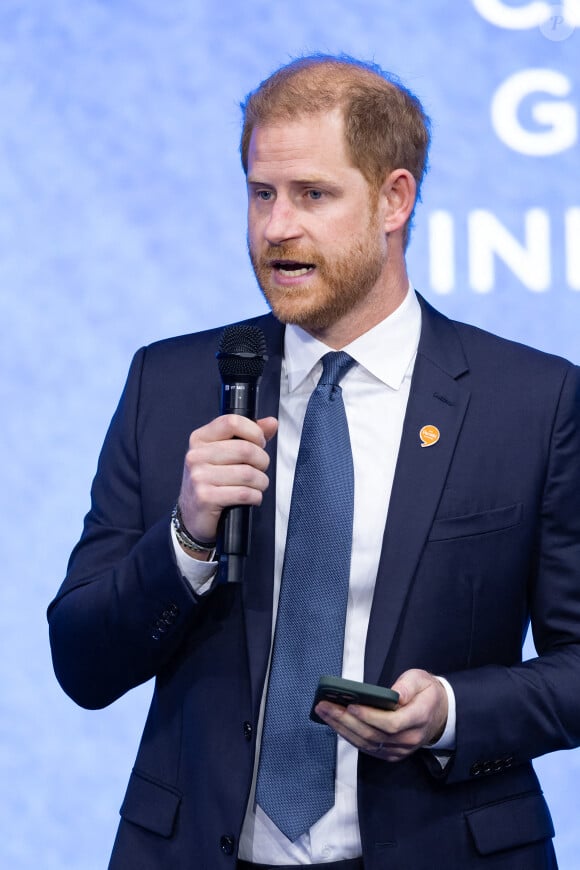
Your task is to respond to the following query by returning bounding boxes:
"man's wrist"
[171,503,217,561]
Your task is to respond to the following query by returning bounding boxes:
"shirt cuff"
[170,522,218,596]
[428,675,456,751]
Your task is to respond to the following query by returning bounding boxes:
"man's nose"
[264,199,302,245]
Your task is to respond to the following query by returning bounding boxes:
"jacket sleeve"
[47,347,204,710]
[443,363,580,784]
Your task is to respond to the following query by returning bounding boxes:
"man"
[48,55,580,869]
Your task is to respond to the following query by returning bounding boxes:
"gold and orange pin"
[419,425,440,447]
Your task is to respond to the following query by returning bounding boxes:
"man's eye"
[307,190,323,200]
[257,190,273,201]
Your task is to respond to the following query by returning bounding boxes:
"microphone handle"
[218,379,259,583]
[220,380,259,418]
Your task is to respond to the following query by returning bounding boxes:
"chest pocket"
[428,503,522,542]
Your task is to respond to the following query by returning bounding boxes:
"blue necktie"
[256,351,355,842]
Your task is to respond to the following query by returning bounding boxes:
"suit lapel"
[364,297,471,683]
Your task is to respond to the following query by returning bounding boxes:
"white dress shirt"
[172,287,455,864]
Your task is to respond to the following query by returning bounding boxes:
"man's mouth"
[272,260,316,278]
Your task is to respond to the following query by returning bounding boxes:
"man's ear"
[379,169,417,235]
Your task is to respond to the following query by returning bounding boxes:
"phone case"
[310,675,399,723]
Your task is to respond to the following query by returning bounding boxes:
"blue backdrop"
[1,2,579,867]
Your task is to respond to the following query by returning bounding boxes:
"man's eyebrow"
[293,176,339,186]
[247,176,341,187]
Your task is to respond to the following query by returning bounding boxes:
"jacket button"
[219,834,235,855]
[243,721,253,741]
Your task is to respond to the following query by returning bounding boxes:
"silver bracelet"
[171,503,217,553]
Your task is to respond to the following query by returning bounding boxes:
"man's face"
[246,109,389,336]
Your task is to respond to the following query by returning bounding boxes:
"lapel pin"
[420,425,440,447]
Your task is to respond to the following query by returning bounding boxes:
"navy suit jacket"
[48,296,580,869]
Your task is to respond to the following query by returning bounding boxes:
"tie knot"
[319,351,355,387]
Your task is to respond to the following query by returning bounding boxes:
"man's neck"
[306,268,410,350]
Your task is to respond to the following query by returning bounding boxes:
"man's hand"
[314,669,448,761]
[177,414,278,554]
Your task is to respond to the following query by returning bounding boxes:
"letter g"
[491,69,577,155]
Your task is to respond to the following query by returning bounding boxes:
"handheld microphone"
[216,324,268,583]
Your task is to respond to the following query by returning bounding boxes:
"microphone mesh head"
[217,325,267,379]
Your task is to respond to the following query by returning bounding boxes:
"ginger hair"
[240,54,431,246]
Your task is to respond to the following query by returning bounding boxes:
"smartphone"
[310,675,399,724]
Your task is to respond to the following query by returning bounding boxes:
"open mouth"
[272,260,316,278]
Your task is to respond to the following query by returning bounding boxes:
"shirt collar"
[283,284,422,392]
